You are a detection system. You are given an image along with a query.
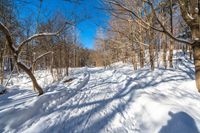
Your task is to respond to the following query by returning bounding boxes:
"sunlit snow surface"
[0,56,200,133]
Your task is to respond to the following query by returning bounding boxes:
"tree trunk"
[193,43,200,92]
[169,39,174,67]
[132,50,137,70]
[140,45,144,68]
[163,34,167,69]
[0,51,4,84]
[169,0,174,68]
[17,62,43,95]
[189,46,193,60]
[50,52,55,80]
[149,44,154,71]
[66,47,70,76]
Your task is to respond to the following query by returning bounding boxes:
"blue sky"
[16,0,109,49]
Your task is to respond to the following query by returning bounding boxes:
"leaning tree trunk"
[193,43,200,92]
[17,62,43,95]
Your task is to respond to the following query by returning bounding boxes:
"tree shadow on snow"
[159,111,199,133]
[1,60,196,133]
[46,66,194,133]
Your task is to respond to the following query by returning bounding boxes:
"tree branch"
[146,0,193,45]
[17,21,73,53]
[177,0,194,24]
[0,22,17,54]
[108,0,194,45]
[31,51,53,71]
[108,0,164,32]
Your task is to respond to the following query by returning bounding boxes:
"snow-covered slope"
[0,57,200,133]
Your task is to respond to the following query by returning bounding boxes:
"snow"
[0,56,200,133]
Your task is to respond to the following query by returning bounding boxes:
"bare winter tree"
[0,21,72,95]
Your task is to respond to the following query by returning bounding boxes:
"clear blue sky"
[16,0,109,49]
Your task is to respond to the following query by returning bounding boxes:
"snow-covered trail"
[0,59,200,133]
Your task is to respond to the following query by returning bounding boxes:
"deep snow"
[0,56,200,133]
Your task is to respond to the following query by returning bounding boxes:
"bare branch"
[107,0,194,45]
[31,51,53,71]
[17,21,73,52]
[108,0,164,32]
[0,22,17,54]
[33,51,53,63]
[146,1,194,45]
[109,38,149,47]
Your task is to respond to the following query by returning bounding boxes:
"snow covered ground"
[0,56,200,133]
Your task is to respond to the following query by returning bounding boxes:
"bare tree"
[0,21,72,95]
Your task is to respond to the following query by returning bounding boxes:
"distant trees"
[93,27,111,67]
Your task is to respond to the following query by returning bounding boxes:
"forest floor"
[0,54,200,133]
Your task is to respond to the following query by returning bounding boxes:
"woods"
[0,0,199,94]
[0,0,93,95]
[0,0,200,132]
[92,0,200,91]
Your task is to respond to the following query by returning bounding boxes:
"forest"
[0,0,200,133]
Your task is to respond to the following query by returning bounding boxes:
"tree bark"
[17,62,43,95]
[0,50,4,84]
[149,44,154,70]
[169,39,174,67]
[169,0,174,68]
[189,46,193,60]
[132,50,137,70]
[140,44,144,68]
[163,34,167,69]
[193,42,200,92]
